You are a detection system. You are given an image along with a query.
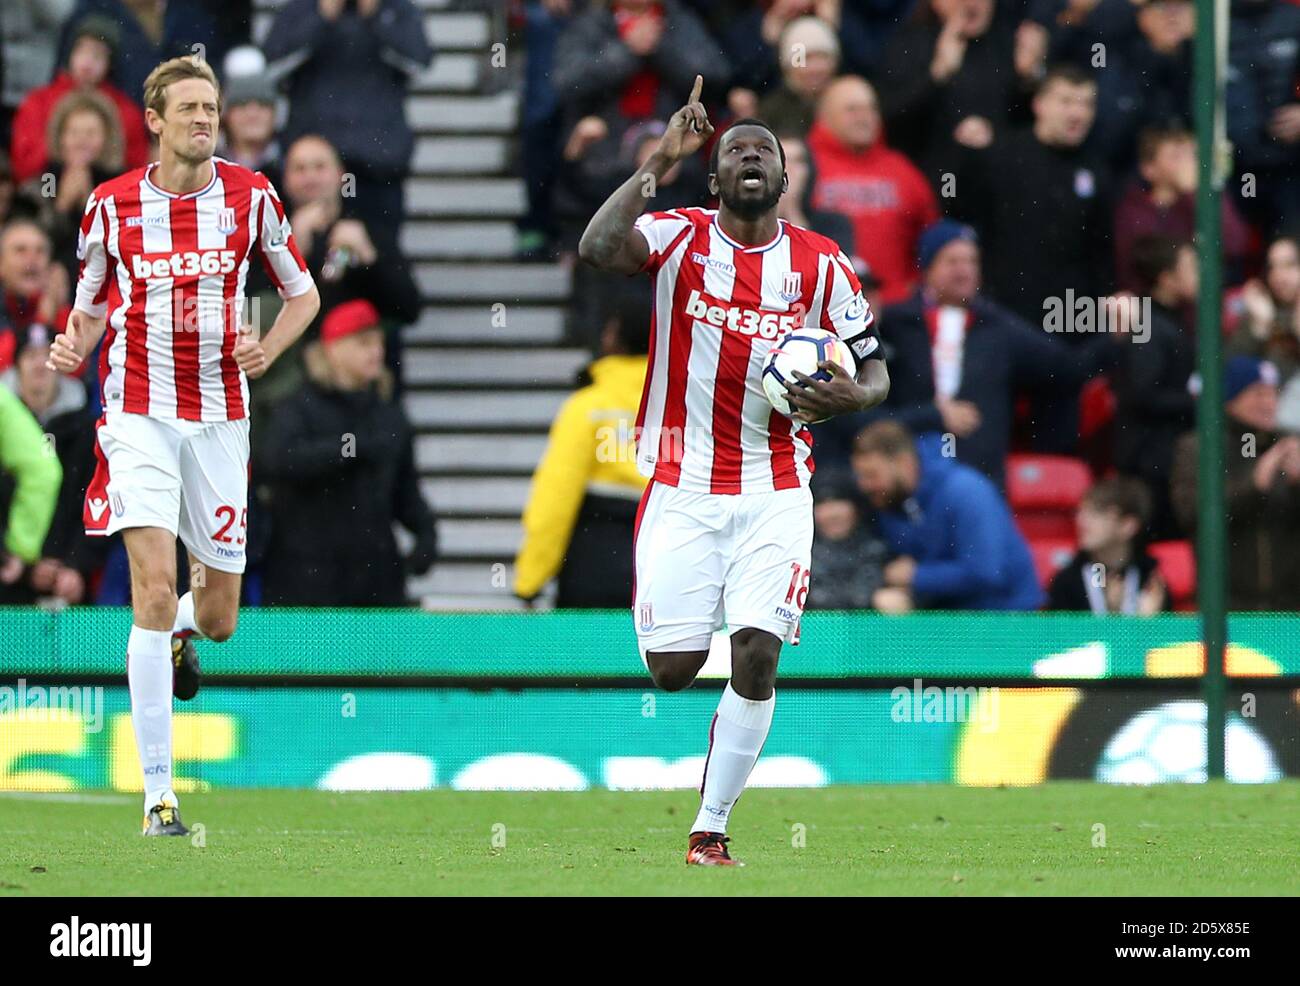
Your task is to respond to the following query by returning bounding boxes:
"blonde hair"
[47,90,123,172]
[143,56,220,118]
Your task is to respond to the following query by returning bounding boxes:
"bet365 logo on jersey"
[131,249,238,279]
[684,289,806,340]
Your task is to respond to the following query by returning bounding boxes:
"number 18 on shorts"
[633,483,813,654]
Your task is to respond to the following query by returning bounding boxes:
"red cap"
[320,299,381,345]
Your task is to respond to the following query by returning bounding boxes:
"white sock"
[692,683,774,835]
[127,626,177,811]
[172,591,197,636]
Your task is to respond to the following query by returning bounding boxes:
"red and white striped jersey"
[633,207,881,494]
[73,157,314,422]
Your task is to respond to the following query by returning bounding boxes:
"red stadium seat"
[1148,539,1197,610]
[1006,454,1092,541]
[1029,537,1077,589]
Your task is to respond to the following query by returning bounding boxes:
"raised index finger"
[688,74,703,105]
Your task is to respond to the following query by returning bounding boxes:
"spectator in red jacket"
[1114,126,1252,293]
[807,76,940,304]
[9,15,149,186]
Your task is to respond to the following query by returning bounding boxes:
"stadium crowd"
[1,1,1299,616]
[515,0,1300,614]
[0,0,436,608]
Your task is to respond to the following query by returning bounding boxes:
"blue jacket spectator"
[852,424,1044,612]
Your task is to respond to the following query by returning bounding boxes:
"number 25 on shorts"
[212,505,247,546]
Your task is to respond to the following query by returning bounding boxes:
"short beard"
[719,183,782,221]
[174,143,215,167]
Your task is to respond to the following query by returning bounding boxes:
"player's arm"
[236,282,321,379]
[577,75,714,275]
[787,257,890,422]
[238,179,322,378]
[47,309,107,374]
[787,355,889,424]
[49,192,112,373]
[855,358,890,409]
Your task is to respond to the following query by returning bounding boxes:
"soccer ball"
[761,328,856,421]
[1095,700,1281,784]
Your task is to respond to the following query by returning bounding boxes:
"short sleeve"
[255,178,314,299]
[73,192,109,317]
[633,210,694,275]
[822,250,882,361]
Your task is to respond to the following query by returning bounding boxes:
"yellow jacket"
[514,354,649,599]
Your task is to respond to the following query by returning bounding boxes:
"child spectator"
[1114,127,1250,293]
[1225,235,1300,433]
[1226,234,1300,372]
[1047,477,1167,613]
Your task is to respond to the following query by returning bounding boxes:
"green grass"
[1,783,1296,896]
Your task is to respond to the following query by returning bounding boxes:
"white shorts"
[84,411,250,574]
[633,482,813,654]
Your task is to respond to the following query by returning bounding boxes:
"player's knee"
[200,609,238,643]
[646,650,708,692]
[730,630,780,697]
[133,578,177,625]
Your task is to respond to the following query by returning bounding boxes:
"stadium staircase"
[254,0,585,609]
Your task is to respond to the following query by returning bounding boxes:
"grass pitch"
[0,782,1296,896]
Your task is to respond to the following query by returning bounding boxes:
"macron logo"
[87,498,108,521]
[50,916,151,967]
[684,289,804,340]
[690,252,735,276]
